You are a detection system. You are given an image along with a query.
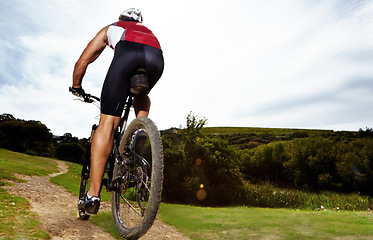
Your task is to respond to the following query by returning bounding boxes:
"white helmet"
[119,8,143,22]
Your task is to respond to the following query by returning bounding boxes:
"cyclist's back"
[107,21,161,50]
[102,19,164,117]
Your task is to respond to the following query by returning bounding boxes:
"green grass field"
[159,204,373,240]
[2,148,373,240]
[0,149,58,186]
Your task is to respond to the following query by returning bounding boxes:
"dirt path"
[4,160,189,240]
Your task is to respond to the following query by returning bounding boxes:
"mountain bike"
[69,85,164,240]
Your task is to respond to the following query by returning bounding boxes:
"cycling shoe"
[78,193,100,215]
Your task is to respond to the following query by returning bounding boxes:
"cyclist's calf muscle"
[133,94,151,117]
[88,114,121,197]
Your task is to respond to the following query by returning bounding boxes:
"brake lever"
[83,95,94,103]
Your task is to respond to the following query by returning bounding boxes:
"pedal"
[78,199,85,211]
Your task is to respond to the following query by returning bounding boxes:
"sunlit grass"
[159,203,373,240]
[0,149,58,186]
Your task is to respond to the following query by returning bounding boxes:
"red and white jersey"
[107,21,161,50]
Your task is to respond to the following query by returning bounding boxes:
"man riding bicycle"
[71,8,164,214]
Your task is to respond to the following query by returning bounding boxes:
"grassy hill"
[200,127,356,150]
[201,126,334,135]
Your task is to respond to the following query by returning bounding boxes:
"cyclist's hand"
[70,86,86,98]
[69,86,99,103]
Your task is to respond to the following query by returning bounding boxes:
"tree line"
[2,112,373,207]
[0,114,87,163]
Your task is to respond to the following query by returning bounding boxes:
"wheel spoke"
[142,179,150,192]
[120,191,143,217]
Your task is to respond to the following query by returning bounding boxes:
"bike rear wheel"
[112,117,164,240]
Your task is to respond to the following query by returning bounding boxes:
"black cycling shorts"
[100,40,164,117]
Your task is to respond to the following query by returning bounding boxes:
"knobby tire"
[112,117,164,240]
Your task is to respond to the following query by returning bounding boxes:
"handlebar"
[69,87,100,103]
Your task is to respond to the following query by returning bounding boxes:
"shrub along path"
[4,160,188,240]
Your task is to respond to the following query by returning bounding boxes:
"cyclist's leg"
[88,114,121,197]
[90,42,139,198]
[132,44,164,118]
[133,94,150,117]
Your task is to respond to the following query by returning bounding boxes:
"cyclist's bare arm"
[72,26,110,88]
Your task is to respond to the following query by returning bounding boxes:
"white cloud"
[1,0,373,138]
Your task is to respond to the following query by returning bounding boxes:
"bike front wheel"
[112,117,164,240]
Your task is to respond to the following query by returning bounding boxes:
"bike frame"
[80,95,134,193]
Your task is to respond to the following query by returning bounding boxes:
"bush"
[162,113,244,206]
[241,142,287,183]
[334,138,373,195]
[240,137,373,195]
[191,137,244,206]
[55,142,84,164]
[283,138,337,190]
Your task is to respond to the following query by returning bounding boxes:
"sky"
[1,0,373,138]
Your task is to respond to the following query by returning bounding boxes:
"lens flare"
[196,189,207,201]
[195,158,202,166]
